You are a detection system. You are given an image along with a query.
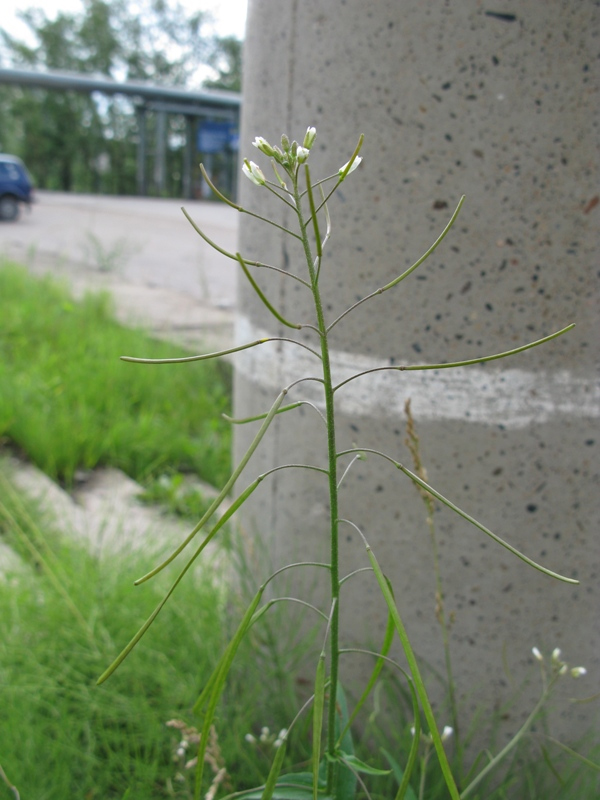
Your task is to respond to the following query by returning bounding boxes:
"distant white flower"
[410,726,416,737]
[441,726,454,741]
[242,159,266,186]
[571,666,587,678]
[244,733,256,744]
[274,729,288,748]
[552,648,562,663]
[259,726,270,742]
[532,646,544,662]
[338,156,363,177]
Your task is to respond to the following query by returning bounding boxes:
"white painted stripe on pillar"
[235,315,600,428]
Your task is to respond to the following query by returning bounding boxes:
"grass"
[0,262,596,799]
[0,260,232,489]
[1,460,595,800]
[0,463,300,799]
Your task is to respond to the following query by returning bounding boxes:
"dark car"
[0,154,34,221]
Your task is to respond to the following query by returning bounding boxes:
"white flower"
[296,146,310,164]
[274,729,288,748]
[338,155,363,177]
[242,159,266,186]
[552,647,562,663]
[532,646,544,662]
[410,726,416,737]
[244,733,256,744]
[441,725,454,741]
[303,126,317,149]
[259,726,270,742]
[252,136,275,156]
[571,666,587,678]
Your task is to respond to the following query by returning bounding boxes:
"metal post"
[136,105,147,196]
[154,109,167,195]
[183,115,194,199]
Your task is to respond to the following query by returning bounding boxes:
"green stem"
[292,172,340,793]
[461,678,557,798]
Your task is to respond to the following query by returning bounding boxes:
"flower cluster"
[411,724,453,744]
[242,125,362,186]
[245,725,288,750]
[532,646,587,678]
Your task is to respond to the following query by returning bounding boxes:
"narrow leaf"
[338,752,391,775]
[194,587,265,797]
[364,542,460,800]
[262,741,288,800]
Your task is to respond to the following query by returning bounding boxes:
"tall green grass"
[0,465,298,799]
[0,261,231,488]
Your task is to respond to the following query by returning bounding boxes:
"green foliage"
[0,0,241,195]
[0,261,232,487]
[138,472,216,521]
[204,36,243,92]
[0,468,305,798]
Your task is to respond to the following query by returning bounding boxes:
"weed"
[96,127,596,798]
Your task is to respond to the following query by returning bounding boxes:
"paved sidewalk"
[0,190,239,352]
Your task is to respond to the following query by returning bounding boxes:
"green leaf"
[262,741,289,800]
[194,587,264,797]
[382,749,419,800]
[338,752,392,776]
[364,543,460,800]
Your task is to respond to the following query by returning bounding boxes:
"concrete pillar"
[234,0,599,745]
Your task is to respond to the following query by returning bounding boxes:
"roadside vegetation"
[0,465,300,799]
[0,261,596,798]
[0,260,232,489]
[0,461,595,799]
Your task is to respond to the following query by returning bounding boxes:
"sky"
[1,0,248,43]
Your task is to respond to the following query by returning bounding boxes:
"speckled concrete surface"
[234,0,599,745]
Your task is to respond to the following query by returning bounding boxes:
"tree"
[204,35,243,93]
[0,0,239,195]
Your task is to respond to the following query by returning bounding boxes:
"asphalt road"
[0,190,239,351]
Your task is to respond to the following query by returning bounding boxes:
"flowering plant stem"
[97,127,581,799]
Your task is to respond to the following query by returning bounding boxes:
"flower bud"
[532,646,544,662]
[252,136,275,157]
[571,666,587,678]
[296,146,310,163]
[303,126,317,149]
[242,159,266,186]
[280,133,290,152]
[551,648,562,663]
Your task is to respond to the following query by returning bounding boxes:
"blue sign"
[197,121,238,153]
